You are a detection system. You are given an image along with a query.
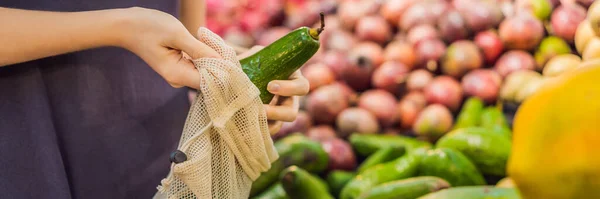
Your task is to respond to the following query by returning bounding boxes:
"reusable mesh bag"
[154,27,279,199]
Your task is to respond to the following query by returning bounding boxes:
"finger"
[267,71,309,96]
[264,104,298,122]
[268,120,283,136]
[173,32,221,59]
[162,55,202,90]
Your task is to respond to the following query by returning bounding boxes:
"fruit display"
[208,0,600,198]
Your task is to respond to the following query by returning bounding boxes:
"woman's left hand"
[238,45,310,134]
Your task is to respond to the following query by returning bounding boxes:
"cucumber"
[280,166,334,199]
[416,148,486,186]
[480,107,512,138]
[453,97,485,130]
[251,183,290,199]
[488,125,512,139]
[417,186,521,199]
[357,146,406,173]
[480,107,509,128]
[357,176,451,199]
[436,127,512,176]
[326,170,356,197]
[340,153,420,199]
[273,133,329,172]
[240,14,324,103]
[250,133,329,196]
[349,134,431,157]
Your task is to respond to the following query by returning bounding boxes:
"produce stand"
[206,0,598,198]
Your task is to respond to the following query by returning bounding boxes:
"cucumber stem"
[309,12,325,40]
[317,12,325,35]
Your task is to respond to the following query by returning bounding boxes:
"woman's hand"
[237,46,310,134]
[117,7,221,89]
[265,70,309,134]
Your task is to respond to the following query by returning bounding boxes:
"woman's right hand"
[116,7,220,90]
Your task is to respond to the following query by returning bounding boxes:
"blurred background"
[209,0,597,198]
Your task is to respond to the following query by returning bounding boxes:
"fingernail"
[268,82,280,92]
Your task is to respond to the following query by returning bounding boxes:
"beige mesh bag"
[154,27,279,199]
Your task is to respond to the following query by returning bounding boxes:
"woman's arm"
[0,6,221,90]
[179,0,206,37]
[0,7,125,67]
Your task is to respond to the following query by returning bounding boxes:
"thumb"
[173,32,221,59]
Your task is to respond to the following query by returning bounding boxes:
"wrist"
[103,7,141,50]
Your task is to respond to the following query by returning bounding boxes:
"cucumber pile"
[250,97,519,199]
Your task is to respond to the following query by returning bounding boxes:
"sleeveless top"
[0,1,190,198]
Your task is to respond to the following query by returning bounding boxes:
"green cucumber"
[273,133,329,172]
[326,170,356,197]
[240,14,324,103]
[250,133,329,196]
[480,107,508,128]
[436,127,512,176]
[417,186,521,199]
[416,148,486,186]
[251,183,289,199]
[453,97,485,130]
[480,107,512,138]
[349,134,431,157]
[340,154,420,199]
[280,166,334,199]
[357,146,406,173]
[357,176,451,199]
[489,125,512,139]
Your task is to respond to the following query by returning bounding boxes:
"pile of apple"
[209,0,595,171]
[207,0,337,48]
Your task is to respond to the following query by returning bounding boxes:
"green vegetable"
[280,166,334,199]
[251,183,289,199]
[480,107,512,138]
[488,125,512,139]
[250,133,329,196]
[480,107,508,128]
[340,154,420,199]
[240,14,324,103]
[417,186,521,199]
[326,170,356,197]
[357,146,406,173]
[416,148,486,186]
[436,127,512,176]
[349,134,431,157]
[453,97,484,130]
[357,176,451,199]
